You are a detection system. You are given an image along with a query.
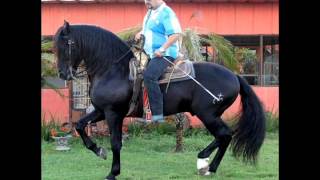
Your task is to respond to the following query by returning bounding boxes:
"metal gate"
[72,70,91,110]
[263,53,279,86]
[70,67,109,136]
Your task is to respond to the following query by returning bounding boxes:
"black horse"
[54,21,266,180]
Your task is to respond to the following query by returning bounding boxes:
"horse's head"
[54,20,82,80]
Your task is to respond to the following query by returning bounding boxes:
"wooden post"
[205,46,208,62]
[68,81,76,136]
[259,35,264,85]
[68,81,72,123]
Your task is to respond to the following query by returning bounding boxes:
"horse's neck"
[111,61,131,78]
[88,58,131,81]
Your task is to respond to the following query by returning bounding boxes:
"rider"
[135,0,182,122]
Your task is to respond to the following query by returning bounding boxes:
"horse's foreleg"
[104,110,124,180]
[75,110,106,159]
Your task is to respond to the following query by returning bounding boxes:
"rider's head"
[144,0,164,10]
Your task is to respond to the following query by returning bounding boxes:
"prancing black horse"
[54,21,265,180]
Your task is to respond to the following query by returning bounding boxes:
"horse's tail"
[230,75,266,164]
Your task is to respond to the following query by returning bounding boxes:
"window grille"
[72,68,91,110]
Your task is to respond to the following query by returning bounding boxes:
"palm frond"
[42,53,55,63]
[41,77,66,98]
[116,26,142,41]
[42,40,54,52]
[41,41,64,98]
[202,33,239,72]
[181,28,204,61]
[234,47,257,63]
[42,57,58,77]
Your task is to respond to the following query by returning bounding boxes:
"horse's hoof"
[197,158,211,176]
[198,166,211,176]
[96,147,107,160]
[105,175,116,180]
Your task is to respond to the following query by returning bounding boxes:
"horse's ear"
[62,20,70,35]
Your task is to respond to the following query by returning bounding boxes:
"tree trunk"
[175,113,185,152]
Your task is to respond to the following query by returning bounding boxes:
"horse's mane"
[56,25,134,76]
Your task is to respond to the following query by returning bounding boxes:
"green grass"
[42,132,278,180]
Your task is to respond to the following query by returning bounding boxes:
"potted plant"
[50,123,72,151]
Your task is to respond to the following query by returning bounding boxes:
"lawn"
[42,132,278,180]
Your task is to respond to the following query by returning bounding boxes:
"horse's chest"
[90,81,130,107]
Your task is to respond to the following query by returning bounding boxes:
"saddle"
[129,56,195,84]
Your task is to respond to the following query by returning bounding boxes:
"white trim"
[197,158,209,170]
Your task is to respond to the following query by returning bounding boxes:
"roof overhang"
[200,35,279,46]
[41,0,279,3]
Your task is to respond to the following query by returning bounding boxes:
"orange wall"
[41,86,278,127]
[42,2,278,36]
[41,89,70,124]
[223,86,279,118]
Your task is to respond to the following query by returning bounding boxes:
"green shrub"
[265,111,279,132]
[127,122,146,137]
[41,113,60,142]
[183,127,210,137]
[127,122,177,136]
[153,123,176,135]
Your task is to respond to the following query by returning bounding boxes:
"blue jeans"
[143,56,175,116]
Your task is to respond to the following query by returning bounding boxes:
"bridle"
[67,39,80,80]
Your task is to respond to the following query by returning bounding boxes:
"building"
[41,0,279,126]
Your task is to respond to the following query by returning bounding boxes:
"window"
[238,48,259,85]
[263,47,279,86]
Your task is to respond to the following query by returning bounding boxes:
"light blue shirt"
[142,2,182,59]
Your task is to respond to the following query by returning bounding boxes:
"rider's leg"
[143,56,174,122]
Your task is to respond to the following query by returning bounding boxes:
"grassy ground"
[42,132,278,180]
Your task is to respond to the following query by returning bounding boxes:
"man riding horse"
[135,0,182,123]
[54,1,266,178]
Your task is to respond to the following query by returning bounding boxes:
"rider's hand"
[154,47,165,57]
[154,50,163,57]
[135,32,142,42]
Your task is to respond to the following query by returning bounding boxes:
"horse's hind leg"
[207,117,232,173]
[197,139,219,175]
[75,110,107,159]
[197,114,232,175]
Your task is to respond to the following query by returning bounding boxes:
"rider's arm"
[159,33,181,51]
